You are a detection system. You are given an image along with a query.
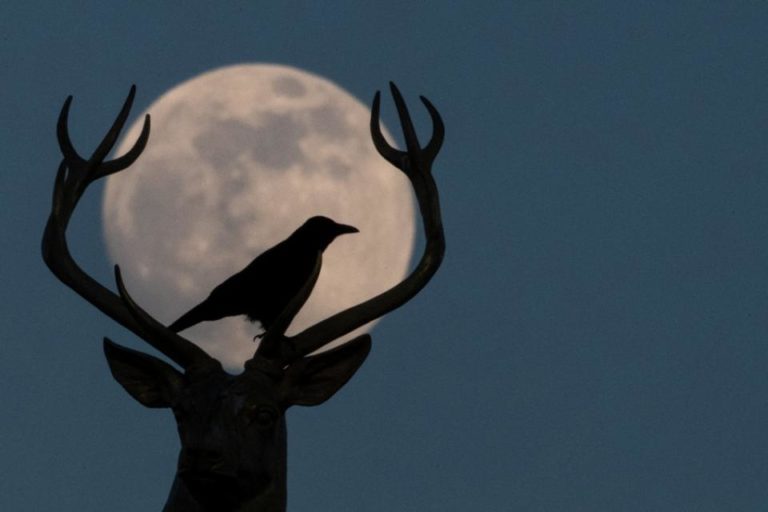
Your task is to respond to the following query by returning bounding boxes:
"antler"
[280,82,445,362]
[44,83,443,372]
[42,86,217,371]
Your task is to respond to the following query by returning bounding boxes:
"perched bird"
[169,216,359,335]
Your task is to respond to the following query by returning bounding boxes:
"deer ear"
[281,334,371,407]
[103,338,184,408]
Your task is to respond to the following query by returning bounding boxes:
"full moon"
[103,64,415,371]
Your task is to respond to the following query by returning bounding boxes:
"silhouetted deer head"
[42,83,444,511]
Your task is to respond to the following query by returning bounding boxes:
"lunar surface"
[103,64,415,370]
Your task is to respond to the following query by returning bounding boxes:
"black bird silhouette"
[169,216,358,335]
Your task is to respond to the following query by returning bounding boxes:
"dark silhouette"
[42,82,444,512]
[168,216,358,335]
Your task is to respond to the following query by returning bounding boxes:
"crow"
[169,216,358,335]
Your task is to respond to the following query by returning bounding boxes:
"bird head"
[300,216,359,250]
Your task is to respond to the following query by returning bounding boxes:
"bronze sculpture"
[42,82,445,511]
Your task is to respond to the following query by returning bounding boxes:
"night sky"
[3,2,768,510]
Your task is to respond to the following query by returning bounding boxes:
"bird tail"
[168,303,209,333]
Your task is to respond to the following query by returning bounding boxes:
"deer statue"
[42,82,444,511]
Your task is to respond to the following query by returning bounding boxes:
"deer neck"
[162,476,287,512]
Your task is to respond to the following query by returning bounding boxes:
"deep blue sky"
[3,2,768,511]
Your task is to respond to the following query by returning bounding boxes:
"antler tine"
[89,84,138,166]
[114,265,218,371]
[388,82,422,161]
[57,86,151,194]
[104,114,150,173]
[370,91,402,169]
[370,83,444,173]
[50,161,68,219]
[92,86,151,179]
[283,83,445,361]
[419,95,444,164]
[56,96,85,168]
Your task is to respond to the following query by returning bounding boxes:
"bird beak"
[336,223,359,235]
